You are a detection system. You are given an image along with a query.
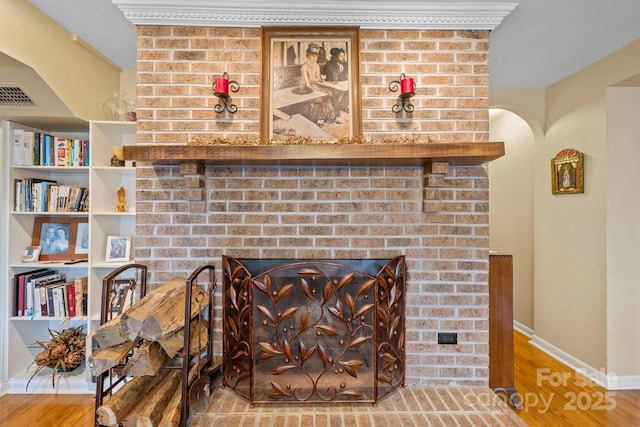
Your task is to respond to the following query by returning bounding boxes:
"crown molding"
[112,1,517,30]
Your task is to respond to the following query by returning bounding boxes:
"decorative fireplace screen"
[221,256,406,404]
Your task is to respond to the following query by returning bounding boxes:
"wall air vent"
[0,86,37,107]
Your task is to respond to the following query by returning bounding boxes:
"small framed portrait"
[32,216,88,261]
[21,246,41,262]
[75,222,89,255]
[551,149,584,195]
[261,26,361,143]
[108,279,136,315]
[105,236,131,263]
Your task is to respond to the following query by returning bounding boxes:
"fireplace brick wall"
[135,27,489,144]
[132,26,491,386]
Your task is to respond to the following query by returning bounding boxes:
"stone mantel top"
[112,1,517,30]
[122,141,504,166]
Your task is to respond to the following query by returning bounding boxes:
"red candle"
[401,77,415,94]
[215,77,229,95]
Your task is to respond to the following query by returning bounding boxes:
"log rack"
[93,263,218,427]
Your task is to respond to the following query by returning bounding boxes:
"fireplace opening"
[222,256,406,404]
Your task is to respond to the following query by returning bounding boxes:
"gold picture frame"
[551,149,584,195]
[261,26,361,142]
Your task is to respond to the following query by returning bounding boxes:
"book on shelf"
[12,128,23,166]
[13,268,52,316]
[34,132,42,166]
[65,282,76,317]
[74,277,88,317]
[55,137,67,167]
[49,285,65,317]
[13,178,57,212]
[34,274,62,316]
[13,178,88,212]
[11,128,89,167]
[13,269,89,318]
[12,129,35,166]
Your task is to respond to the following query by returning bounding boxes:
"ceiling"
[27,0,640,89]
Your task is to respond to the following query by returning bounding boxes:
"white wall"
[606,87,640,379]
[0,123,4,394]
[490,39,640,388]
[536,40,640,373]
[489,109,535,329]
[535,91,608,370]
[0,0,122,120]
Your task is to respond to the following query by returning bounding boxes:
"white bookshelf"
[0,120,136,394]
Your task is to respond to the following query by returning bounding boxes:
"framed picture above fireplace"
[260,26,362,143]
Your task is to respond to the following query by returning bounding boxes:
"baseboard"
[513,321,533,338]
[606,375,640,390]
[529,335,640,390]
[5,377,94,395]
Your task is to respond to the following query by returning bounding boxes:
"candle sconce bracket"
[389,73,416,113]
[212,72,240,114]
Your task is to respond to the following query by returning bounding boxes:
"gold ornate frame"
[551,148,584,195]
[260,26,361,142]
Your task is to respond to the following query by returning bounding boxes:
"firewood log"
[118,368,182,427]
[122,341,168,377]
[135,369,182,427]
[96,371,167,426]
[137,283,209,341]
[89,340,138,376]
[158,358,206,427]
[157,316,210,357]
[121,278,187,341]
[94,314,129,347]
[95,277,185,347]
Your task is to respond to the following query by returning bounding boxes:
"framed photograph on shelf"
[32,216,88,261]
[261,26,361,143]
[21,246,41,262]
[75,221,89,255]
[108,279,136,315]
[551,148,584,195]
[105,236,131,263]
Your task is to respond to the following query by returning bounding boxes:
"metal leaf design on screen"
[222,256,405,404]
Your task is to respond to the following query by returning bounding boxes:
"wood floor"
[511,330,640,427]
[1,331,639,427]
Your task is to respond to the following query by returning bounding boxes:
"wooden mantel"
[123,142,504,166]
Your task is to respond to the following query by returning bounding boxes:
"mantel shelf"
[123,142,504,166]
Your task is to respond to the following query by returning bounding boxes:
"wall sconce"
[212,72,240,114]
[389,73,416,113]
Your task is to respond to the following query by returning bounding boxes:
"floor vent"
[0,86,37,107]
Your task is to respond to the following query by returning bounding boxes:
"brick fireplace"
[120,2,511,387]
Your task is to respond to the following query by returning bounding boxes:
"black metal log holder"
[93,263,218,427]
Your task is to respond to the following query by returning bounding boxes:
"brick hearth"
[191,386,527,427]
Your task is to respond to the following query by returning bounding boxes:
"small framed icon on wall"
[551,148,584,195]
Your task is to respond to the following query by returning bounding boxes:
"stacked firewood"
[89,278,211,427]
